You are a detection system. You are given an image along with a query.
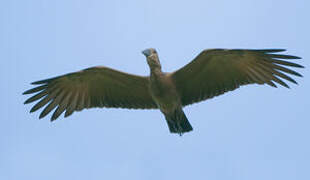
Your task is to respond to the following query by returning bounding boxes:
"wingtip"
[23,89,34,95]
[295,64,304,68]
[294,56,302,59]
[39,113,45,119]
[51,114,61,122]
[30,106,38,113]
[31,80,45,85]
[253,49,287,53]
[31,78,54,85]
[269,83,278,88]
[24,99,31,104]
[284,84,290,89]
[50,113,59,122]
[271,49,287,52]
[285,55,302,59]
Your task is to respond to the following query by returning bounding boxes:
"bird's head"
[142,48,161,69]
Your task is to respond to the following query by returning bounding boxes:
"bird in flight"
[23,48,303,135]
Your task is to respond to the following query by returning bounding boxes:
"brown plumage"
[23,48,304,135]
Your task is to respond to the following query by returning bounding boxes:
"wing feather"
[39,90,67,119]
[267,58,304,68]
[51,92,72,121]
[259,61,302,77]
[23,85,48,94]
[24,66,157,121]
[172,49,303,106]
[24,90,48,104]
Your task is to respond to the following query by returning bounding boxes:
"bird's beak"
[142,49,151,57]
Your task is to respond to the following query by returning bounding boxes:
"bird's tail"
[164,109,193,136]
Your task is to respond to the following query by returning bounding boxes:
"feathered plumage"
[24,48,303,135]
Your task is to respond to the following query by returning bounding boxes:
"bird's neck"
[150,67,163,81]
[151,67,162,75]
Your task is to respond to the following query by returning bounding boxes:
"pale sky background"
[1,0,309,180]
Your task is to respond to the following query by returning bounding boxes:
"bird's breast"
[149,73,180,112]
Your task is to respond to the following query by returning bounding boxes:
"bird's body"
[144,48,192,134]
[23,48,304,135]
[148,66,193,134]
[149,72,178,113]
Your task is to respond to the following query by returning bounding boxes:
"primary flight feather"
[23,48,304,135]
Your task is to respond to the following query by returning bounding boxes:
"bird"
[23,48,304,135]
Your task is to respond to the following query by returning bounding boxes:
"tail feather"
[164,109,193,136]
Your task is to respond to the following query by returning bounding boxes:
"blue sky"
[1,0,309,179]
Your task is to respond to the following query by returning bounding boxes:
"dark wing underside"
[171,49,304,106]
[23,66,157,121]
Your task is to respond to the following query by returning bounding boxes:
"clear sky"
[1,0,309,179]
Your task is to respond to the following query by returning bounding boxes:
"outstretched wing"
[23,66,157,121]
[171,49,304,106]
